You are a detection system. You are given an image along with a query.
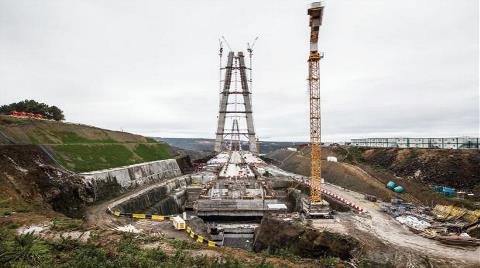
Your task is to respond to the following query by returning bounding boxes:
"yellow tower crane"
[302,2,331,218]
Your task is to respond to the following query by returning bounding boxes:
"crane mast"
[308,2,324,203]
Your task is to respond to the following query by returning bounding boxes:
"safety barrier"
[294,178,366,214]
[110,210,220,247]
[321,189,366,213]
[112,211,175,220]
[185,227,218,247]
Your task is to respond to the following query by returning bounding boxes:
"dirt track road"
[322,182,480,264]
[85,175,191,240]
[265,164,480,264]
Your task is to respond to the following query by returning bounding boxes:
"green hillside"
[0,115,171,172]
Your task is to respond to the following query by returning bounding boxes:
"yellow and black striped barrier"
[185,227,218,247]
[111,210,220,247]
[112,210,175,220]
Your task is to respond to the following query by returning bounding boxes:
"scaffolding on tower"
[214,38,258,154]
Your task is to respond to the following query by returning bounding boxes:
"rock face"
[80,159,182,202]
[0,145,186,218]
[0,145,90,218]
[253,216,359,260]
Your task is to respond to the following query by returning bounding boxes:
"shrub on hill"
[0,99,65,121]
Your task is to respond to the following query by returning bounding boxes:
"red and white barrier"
[295,177,366,214]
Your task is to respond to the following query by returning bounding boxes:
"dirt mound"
[266,147,395,201]
[253,216,360,260]
[361,148,480,191]
[267,146,480,205]
[0,145,91,218]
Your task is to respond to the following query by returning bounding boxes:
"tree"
[0,100,65,121]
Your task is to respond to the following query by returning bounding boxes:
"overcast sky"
[0,0,478,142]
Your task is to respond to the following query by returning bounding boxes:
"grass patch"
[145,137,158,143]
[27,134,40,144]
[52,144,135,172]
[51,143,172,172]
[51,131,117,144]
[133,144,171,162]
[34,129,57,144]
[0,115,30,126]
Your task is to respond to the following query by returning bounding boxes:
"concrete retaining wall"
[80,159,182,202]
[110,175,191,214]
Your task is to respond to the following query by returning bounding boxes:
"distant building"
[350,137,479,149]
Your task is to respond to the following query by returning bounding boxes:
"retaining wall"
[80,159,182,202]
[110,176,190,214]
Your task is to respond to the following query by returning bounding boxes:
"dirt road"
[322,182,480,264]
[85,175,191,240]
[265,164,480,264]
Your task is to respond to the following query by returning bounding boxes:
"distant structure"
[214,44,257,153]
[350,137,479,149]
[229,119,241,151]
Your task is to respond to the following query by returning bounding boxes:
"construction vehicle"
[172,216,186,230]
[302,1,331,218]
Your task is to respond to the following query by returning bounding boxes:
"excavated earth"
[253,216,359,259]
[0,145,90,218]
[267,146,480,203]
[360,148,480,195]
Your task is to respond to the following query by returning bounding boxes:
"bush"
[0,232,52,266]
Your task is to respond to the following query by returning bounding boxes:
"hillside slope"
[267,146,480,207]
[0,115,172,172]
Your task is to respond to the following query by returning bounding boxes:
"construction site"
[0,1,479,267]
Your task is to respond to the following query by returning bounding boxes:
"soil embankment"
[0,115,174,172]
[267,146,480,205]
[360,148,480,194]
[0,145,90,218]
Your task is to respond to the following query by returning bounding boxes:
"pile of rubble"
[381,199,480,246]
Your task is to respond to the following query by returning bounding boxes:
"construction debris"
[396,215,431,231]
[381,199,480,245]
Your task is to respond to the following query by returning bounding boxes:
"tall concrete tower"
[214,51,257,153]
